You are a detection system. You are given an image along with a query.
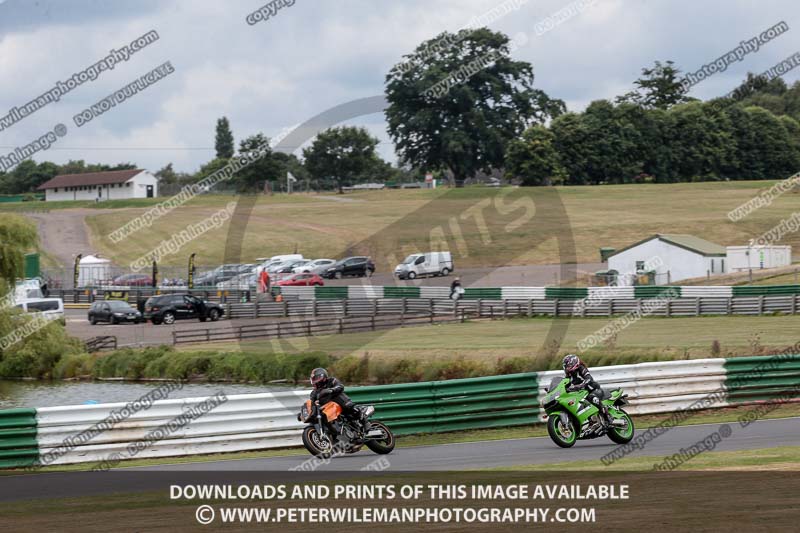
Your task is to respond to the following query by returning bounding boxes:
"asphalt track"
[144,416,799,471]
[1,417,796,503]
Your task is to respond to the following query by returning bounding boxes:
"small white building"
[726,245,792,272]
[37,169,157,201]
[607,234,727,284]
[77,255,112,287]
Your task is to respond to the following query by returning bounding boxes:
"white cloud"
[0,0,798,173]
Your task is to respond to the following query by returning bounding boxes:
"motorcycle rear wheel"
[607,410,635,444]
[364,421,395,454]
[547,413,578,448]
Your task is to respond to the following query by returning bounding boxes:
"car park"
[322,256,375,279]
[88,300,142,324]
[276,273,325,286]
[143,294,224,325]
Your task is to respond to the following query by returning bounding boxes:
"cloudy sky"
[0,0,798,173]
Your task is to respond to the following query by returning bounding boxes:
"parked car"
[276,273,325,286]
[194,264,242,287]
[88,300,142,325]
[217,271,257,290]
[394,252,453,280]
[258,254,304,270]
[295,259,335,274]
[322,256,375,279]
[14,298,65,322]
[274,260,311,274]
[143,294,224,325]
[112,273,153,287]
[266,259,299,274]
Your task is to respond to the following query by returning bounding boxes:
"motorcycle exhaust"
[611,419,627,427]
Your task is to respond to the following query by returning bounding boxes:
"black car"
[323,256,375,279]
[143,294,224,325]
[88,300,142,325]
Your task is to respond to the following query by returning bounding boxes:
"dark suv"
[143,294,224,325]
[322,256,375,279]
[88,300,142,325]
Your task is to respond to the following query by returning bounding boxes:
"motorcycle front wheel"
[547,413,578,448]
[364,421,395,454]
[302,426,334,457]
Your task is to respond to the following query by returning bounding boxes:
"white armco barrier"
[34,359,732,465]
[536,359,728,420]
[36,390,308,466]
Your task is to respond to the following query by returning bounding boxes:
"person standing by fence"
[450,277,463,300]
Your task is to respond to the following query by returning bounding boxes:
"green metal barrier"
[0,408,38,469]
[463,288,502,300]
[314,286,349,299]
[724,354,800,403]
[732,285,800,296]
[545,287,589,299]
[633,286,681,298]
[384,287,421,299]
[348,373,540,435]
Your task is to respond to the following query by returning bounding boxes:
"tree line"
[2,29,799,195]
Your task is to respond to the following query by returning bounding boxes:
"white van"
[14,298,65,321]
[394,252,453,280]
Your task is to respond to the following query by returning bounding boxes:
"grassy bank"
[75,181,800,268]
[10,314,797,382]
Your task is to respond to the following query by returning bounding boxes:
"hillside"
[20,179,798,270]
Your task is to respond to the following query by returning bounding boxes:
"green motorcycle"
[541,376,635,448]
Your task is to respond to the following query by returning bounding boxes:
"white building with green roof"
[607,234,727,284]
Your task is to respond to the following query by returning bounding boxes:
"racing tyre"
[364,421,395,454]
[547,413,578,448]
[302,426,334,457]
[607,410,635,444]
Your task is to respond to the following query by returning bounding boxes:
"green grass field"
[57,180,800,270]
[196,314,800,365]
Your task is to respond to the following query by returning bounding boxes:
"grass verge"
[497,446,800,471]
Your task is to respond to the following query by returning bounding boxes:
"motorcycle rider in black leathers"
[562,354,612,426]
[309,368,367,429]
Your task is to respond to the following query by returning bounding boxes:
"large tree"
[0,214,38,285]
[233,133,280,192]
[504,125,564,185]
[616,60,692,109]
[385,28,564,185]
[215,117,235,159]
[302,127,380,193]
